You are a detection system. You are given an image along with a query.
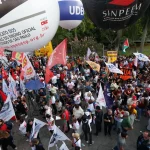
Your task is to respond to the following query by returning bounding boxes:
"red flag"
[12,52,23,63]
[2,68,8,79]
[47,39,67,69]
[0,48,4,57]
[45,67,54,84]
[0,90,7,102]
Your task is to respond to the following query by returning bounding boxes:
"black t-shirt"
[104,113,113,124]
[137,135,150,150]
[26,124,32,133]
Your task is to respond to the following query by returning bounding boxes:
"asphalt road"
[7,109,148,150]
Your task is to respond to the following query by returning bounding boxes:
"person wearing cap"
[112,132,128,150]
[94,106,103,136]
[72,133,81,150]
[121,111,133,133]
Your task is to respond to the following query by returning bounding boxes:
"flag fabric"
[133,52,150,62]
[21,53,36,79]
[30,118,46,140]
[2,79,9,95]
[45,67,54,84]
[95,52,100,62]
[8,73,17,99]
[20,78,26,94]
[59,142,69,150]
[12,52,23,64]
[0,90,7,102]
[0,48,5,57]
[86,48,92,60]
[105,63,123,74]
[47,41,53,57]
[0,95,15,121]
[123,39,129,52]
[86,61,100,72]
[2,67,8,79]
[96,84,106,108]
[48,125,70,148]
[47,39,67,69]
[134,57,138,67]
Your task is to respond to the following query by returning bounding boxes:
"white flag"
[49,125,70,148]
[105,63,123,74]
[134,57,138,67]
[95,52,100,62]
[86,48,92,60]
[59,142,69,150]
[133,52,150,62]
[2,79,9,95]
[8,73,17,99]
[30,118,46,140]
[0,95,15,121]
[96,84,106,108]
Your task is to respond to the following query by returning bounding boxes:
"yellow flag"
[86,61,100,72]
[46,41,53,57]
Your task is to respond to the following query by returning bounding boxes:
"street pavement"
[8,110,148,150]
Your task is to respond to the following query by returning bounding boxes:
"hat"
[72,133,80,139]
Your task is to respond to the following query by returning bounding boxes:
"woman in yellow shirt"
[129,104,137,126]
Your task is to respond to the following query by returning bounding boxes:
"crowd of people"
[0,52,150,150]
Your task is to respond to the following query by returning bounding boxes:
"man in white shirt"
[51,75,57,86]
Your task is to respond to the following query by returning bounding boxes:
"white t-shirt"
[74,93,81,104]
[46,117,55,131]
[51,96,56,104]
[67,82,75,89]
[51,76,57,84]
[19,121,27,135]
[73,121,80,131]
[73,138,81,148]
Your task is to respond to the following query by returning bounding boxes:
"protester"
[104,109,113,136]
[72,133,81,150]
[30,138,45,150]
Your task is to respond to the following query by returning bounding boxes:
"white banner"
[105,63,123,74]
[0,95,15,121]
[48,125,70,148]
[59,142,69,150]
[30,118,46,140]
[96,83,106,108]
[133,52,150,62]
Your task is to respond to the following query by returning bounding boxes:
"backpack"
[82,119,90,133]
[5,121,13,130]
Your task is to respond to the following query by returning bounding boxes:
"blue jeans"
[136,107,142,120]
[113,146,119,150]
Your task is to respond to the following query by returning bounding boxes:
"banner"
[30,118,46,140]
[120,68,132,80]
[104,83,113,108]
[48,125,70,148]
[107,51,117,63]
[0,95,15,121]
[86,61,100,72]
[12,52,23,64]
[21,54,36,79]
[105,63,123,74]
[96,83,106,108]
[59,142,69,150]
[133,52,150,62]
